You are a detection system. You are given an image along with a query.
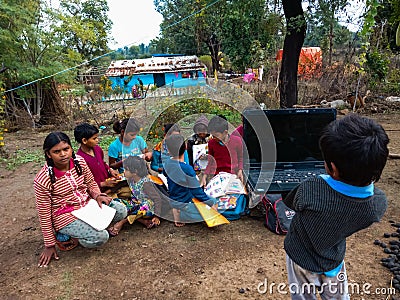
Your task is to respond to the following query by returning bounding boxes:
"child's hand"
[96,194,112,207]
[38,246,59,267]
[109,169,120,178]
[200,176,207,187]
[102,178,118,188]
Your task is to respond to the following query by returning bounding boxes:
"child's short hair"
[164,123,180,136]
[124,156,148,178]
[319,114,389,186]
[113,118,140,134]
[74,123,99,143]
[165,134,186,157]
[208,115,228,133]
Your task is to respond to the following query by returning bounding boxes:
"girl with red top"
[34,132,127,267]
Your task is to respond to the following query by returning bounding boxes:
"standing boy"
[283,114,389,299]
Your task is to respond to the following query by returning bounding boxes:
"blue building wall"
[108,70,206,93]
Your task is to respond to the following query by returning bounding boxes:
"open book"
[72,199,116,231]
[204,172,246,198]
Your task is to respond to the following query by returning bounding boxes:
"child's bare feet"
[152,216,160,226]
[172,208,184,227]
[138,218,157,229]
[174,221,185,227]
[107,219,126,236]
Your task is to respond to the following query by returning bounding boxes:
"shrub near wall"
[147,97,242,144]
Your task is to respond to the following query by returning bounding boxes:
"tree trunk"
[208,33,220,74]
[279,0,306,108]
[39,79,67,125]
[328,22,333,65]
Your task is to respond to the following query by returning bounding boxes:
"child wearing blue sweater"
[163,134,216,227]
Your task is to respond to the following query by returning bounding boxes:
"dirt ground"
[1,108,400,300]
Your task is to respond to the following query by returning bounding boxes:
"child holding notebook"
[34,132,127,267]
[283,114,389,299]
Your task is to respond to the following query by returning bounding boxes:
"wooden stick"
[293,104,321,108]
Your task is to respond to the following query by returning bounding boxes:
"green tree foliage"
[153,0,283,72]
[304,0,350,65]
[374,0,400,50]
[0,0,113,125]
[0,0,67,123]
[154,0,199,55]
[304,6,352,56]
[53,0,112,61]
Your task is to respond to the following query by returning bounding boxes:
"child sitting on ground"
[283,114,389,299]
[186,115,210,172]
[200,115,243,187]
[74,123,124,195]
[108,118,151,173]
[163,134,217,227]
[34,132,127,267]
[150,123,189,174]
[109,156,161,234]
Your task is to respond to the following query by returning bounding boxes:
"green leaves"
[154,0,282,72]
[54,0,112,60]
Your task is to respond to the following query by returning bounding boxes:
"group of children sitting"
[34,114,242,267]
[33,110,392,299]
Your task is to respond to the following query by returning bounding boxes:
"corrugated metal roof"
[105,55,204,77]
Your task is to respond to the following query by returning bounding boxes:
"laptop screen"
[243,108,336,166]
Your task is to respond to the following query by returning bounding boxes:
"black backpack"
[262,194,295,235]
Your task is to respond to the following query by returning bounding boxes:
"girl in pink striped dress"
[34,132,127,267]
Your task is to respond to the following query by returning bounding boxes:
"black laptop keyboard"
[249,169,326,184]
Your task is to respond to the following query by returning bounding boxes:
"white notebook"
[72,199,116,231]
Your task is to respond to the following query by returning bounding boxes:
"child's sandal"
[56,238,79,251]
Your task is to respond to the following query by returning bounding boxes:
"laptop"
[243,108,336,194]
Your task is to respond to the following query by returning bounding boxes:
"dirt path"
[0,113,399,300]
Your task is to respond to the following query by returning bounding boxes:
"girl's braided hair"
[43,132,82,184]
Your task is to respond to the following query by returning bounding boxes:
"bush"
[147,97,242,144]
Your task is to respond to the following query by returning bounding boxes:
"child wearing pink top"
[74,123,130,198]
[34,132,127,267]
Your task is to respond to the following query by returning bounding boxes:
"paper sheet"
[72,199,116,231]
